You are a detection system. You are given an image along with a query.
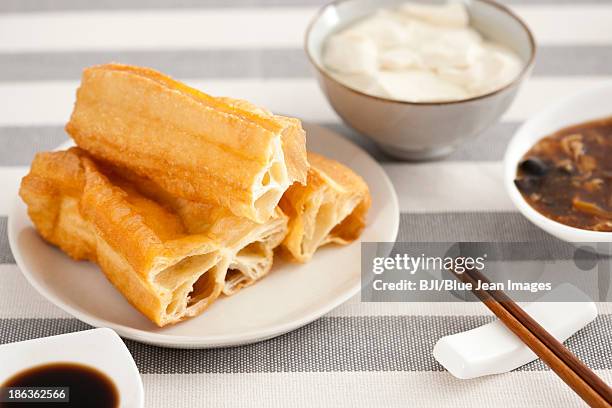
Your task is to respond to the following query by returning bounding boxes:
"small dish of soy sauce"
[0,329,143,408]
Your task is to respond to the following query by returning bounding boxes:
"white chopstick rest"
[433,284,598,379]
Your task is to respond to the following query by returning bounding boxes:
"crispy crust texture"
[20,148,225,327]
[279,152,371,263]
[66,63,308,223]
[19,148,288,326]
[110,163,289,295]
[217,97,309,185]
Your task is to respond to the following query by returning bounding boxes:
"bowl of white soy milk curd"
[305,0,536,160]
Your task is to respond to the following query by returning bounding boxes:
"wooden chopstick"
[452,268,612,407]
[467,268,612,404]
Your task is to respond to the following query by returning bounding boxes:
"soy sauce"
[1,362,118,407]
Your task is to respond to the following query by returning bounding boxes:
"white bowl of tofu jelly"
[305,0,536,160]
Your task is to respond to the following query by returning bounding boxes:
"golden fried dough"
[279,152,371,263]
[113,165,288,296]
[20,148,288,326]
[66,63,308,223]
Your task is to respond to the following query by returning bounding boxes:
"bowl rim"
[304,0,537,106]
[503,82,612,242]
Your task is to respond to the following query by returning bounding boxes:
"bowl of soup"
[504,83,612,253]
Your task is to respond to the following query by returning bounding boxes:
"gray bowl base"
[377,142,456,161]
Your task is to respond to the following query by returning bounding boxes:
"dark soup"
[515,116,612,231]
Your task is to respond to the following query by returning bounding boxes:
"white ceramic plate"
[8,123,399,348]
[0,328,144,408]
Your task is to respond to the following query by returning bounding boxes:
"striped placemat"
[1,1,611,406]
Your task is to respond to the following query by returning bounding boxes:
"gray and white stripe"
[0,7,611,54]
[0,122,520,165]
[1,46,611,81]
[1,316,611,373]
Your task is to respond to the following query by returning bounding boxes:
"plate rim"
[8,123,399,348]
